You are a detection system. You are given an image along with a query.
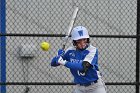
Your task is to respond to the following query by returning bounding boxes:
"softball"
[40,42,50,51]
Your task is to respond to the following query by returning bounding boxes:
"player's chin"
[78,46,87,50]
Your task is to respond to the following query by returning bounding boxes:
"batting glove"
[57,49,65,56]
[51,56,60,67]
[57,56,67,65]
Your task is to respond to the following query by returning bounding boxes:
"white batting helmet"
[71,26,89,40]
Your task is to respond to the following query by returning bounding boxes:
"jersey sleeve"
[83,46,98,66]
[62,47,84,71]
[62,47,73,61]
[64,61,84,71]
[62,52,68,61]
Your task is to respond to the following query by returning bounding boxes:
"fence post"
[0,0,6,93]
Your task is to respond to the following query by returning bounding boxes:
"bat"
[62,6,79,50]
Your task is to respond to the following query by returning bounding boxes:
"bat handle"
[62,44,65,50]
[62,36,69,50]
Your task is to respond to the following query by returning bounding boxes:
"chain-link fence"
[0,0,139,93]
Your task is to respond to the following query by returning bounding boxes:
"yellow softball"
[40,42,50,51]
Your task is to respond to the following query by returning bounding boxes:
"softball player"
[51,26,107,93]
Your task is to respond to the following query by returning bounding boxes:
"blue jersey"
[63,44,99,84]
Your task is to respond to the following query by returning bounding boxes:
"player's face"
[75,38,88,49]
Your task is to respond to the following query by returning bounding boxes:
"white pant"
[73,78,107,93]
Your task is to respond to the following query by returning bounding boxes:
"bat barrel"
[62,6,79,50]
